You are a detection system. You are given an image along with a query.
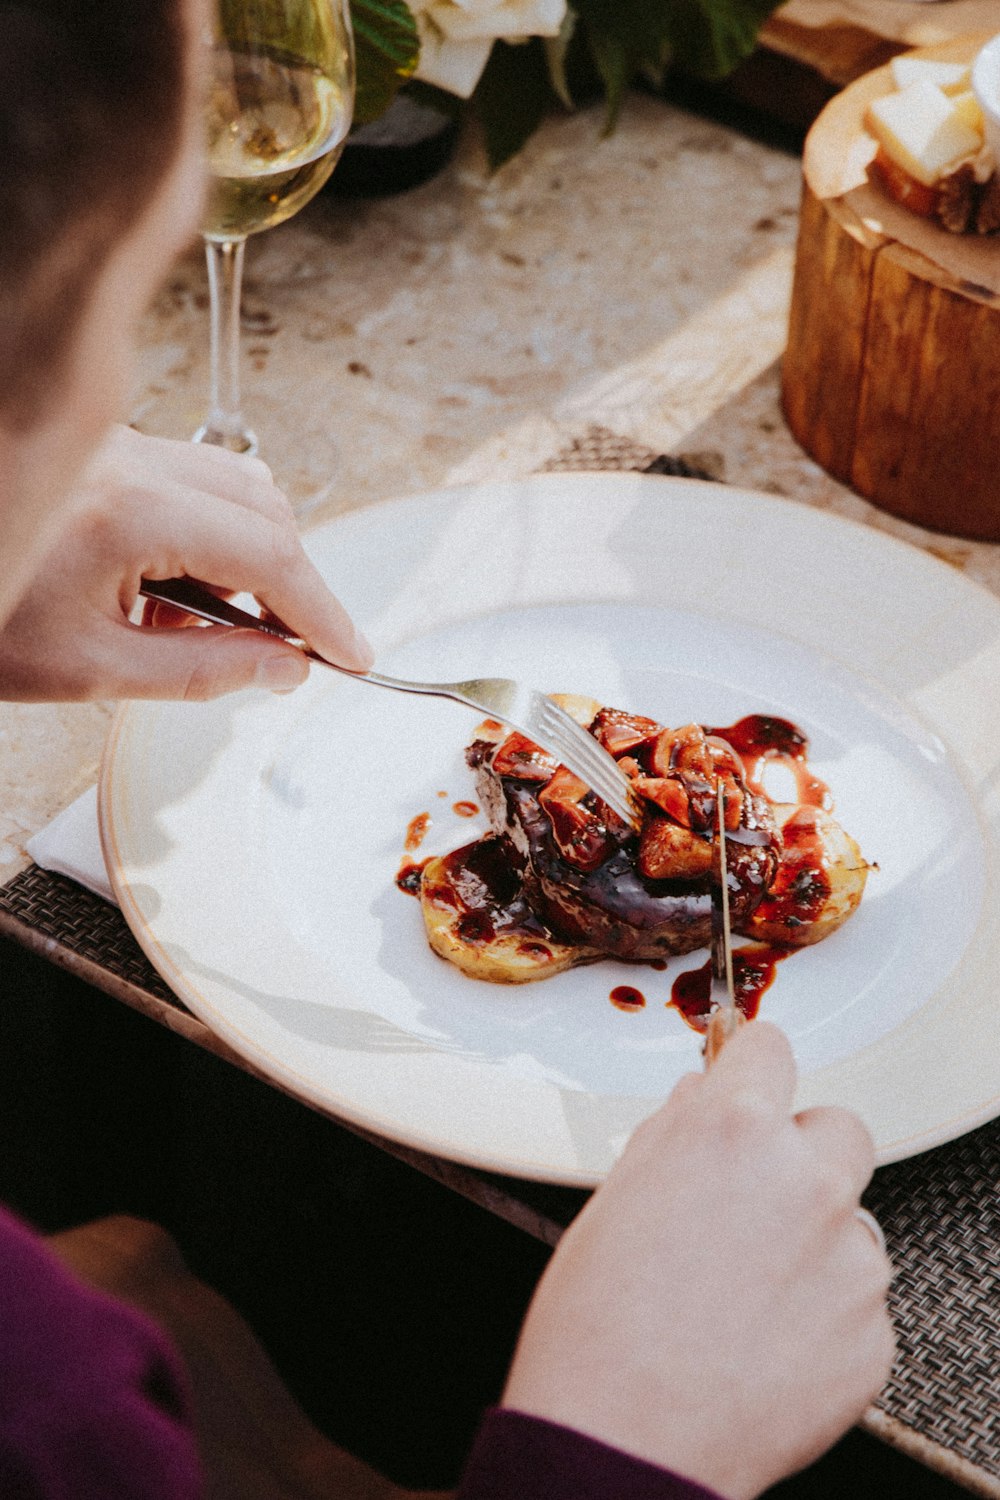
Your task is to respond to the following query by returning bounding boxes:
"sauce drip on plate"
[405,811,431,852]
[610,985,646,1012]
[396,858,429,896]
[709,714,830,809]
[669,944,793,1032]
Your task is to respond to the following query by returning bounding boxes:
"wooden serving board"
[761,14,905,88]
[769,0,1000,62]
[781,35,1000,540]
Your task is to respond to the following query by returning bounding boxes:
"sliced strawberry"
[648,728,677,777]
[721,774,744,832]
[681,773,717,832]
[703,735,747,781]
[492,733,559,782]
[671,768,744,834]
[539,766,614,871]
[591,707,662,758]
[633,775,692,826]
[649,723,714,778]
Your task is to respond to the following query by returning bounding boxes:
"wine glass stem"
[195,237,258,455]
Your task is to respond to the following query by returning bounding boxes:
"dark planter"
[329,92,461,197]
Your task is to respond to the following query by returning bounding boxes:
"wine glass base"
[192,423,259,457]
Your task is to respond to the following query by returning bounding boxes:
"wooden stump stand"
[782,38,1000,540]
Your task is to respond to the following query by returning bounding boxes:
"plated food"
[401,696,869,1023]
[865,51,1000,234]
[101,476,1000,1174]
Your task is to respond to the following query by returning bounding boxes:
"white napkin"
[26,784,119,906]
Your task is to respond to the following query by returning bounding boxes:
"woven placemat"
[539,423,718,480]
[865,1123,1000,1485]
[2,430,998,1489]
[0,863,175,1004]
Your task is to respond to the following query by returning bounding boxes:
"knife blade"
[707,781,740,1063]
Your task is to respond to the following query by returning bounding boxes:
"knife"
[706,781,740,1065]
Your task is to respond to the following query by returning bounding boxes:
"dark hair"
[0,1,188,425]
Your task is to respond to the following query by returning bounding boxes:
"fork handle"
[138,578,483,705]
[139,577,354,670]
[139,577,639,827]
[138,578,303,640]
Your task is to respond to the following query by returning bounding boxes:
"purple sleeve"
[0,1207,201,1500]
[457,1407,725,1500]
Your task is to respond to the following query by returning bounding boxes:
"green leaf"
[570,0,675,63]
[658,0,781,78]
[472,38,554,170]
[405,79,464,122]
[350,0,420,125]
[584,28,631,134]
[543,12,578,112]
[569,0,780,83]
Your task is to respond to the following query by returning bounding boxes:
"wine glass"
[194,0,354,458]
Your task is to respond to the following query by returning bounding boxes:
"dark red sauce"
[453,800,479,818]
[610,985,646,1012]
[456,910,497,945]
[518,939,555,963]
[751,807,830,930]
[395,858,429,897]
[708,714,830,810]
[420,837,550,948]
[405,811,431,852]
[669,944,793,1032]
[650,958,667,971]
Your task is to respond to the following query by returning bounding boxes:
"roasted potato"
[419,840,598,983]
[738,804,870,947]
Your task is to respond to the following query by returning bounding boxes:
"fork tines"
[530,695,640,830]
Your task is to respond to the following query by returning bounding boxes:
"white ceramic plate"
[100,474,1000,1184]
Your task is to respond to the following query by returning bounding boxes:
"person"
[0,3,895,1497]
[0,0,369,700]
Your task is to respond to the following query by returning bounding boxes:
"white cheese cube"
[867,80,984,186]
[890,57,971,95]
[950,89,985,135]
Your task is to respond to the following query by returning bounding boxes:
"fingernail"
[256,653,308,694]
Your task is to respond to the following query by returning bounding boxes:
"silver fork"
[139,577,641,831]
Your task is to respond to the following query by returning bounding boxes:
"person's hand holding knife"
[503,786,894,1499]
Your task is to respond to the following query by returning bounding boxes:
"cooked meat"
[467,715,781,963]
[417,700,869,985]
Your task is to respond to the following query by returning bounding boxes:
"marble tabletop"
[3,84,999,872]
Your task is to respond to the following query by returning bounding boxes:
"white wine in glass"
[194,0,354,457]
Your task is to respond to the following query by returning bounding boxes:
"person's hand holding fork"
[0,424,371,702]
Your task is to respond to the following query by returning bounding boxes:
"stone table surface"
[2,86,999,872]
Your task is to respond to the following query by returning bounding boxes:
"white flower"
[409,0,567,98]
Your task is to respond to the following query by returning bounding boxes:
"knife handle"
[704,1006,744,1067]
